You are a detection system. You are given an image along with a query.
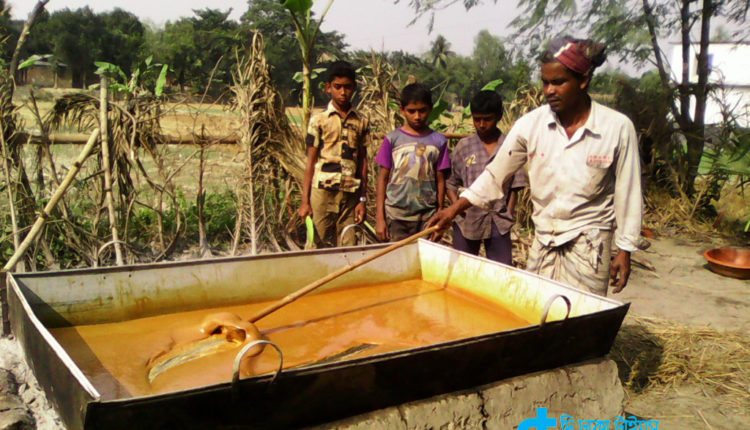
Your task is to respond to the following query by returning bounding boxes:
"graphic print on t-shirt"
[387,141,440,211]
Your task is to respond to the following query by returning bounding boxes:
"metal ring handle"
[340,223,368,246]
[539,294,572,328]
[232,340,283,401]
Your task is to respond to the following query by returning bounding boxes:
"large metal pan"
[7,240,629,429]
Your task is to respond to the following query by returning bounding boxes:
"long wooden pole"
[248,226,439,323]
[100,77,124,266]
[3,129,100,272]
[25,132,472,145]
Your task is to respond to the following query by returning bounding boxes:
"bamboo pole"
[3,129,100,272]
[99,77,124,266]
[248,226,440,323]
[26,132,472,145]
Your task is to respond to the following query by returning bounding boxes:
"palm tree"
[429,35,454,68]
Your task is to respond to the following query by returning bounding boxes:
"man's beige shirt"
[461,101,642,252]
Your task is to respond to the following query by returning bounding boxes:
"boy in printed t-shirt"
[375,83,451,241]
[447,90,527,265]
[298,61,369,248]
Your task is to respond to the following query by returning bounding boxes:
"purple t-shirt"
[375,128,450,221]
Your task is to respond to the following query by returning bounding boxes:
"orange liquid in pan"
[50,280,530,399]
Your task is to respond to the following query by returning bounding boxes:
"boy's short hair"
[400,83,432,107]
[326,60,356,83]
[470,90,504,119]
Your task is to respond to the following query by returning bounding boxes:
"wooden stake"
[3,129,100,272]
[100,76,124,266]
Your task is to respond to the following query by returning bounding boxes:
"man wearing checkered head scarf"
[428,36,643,296]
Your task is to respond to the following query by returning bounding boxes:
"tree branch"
[641,0,681,123]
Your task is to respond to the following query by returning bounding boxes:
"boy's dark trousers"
[386,210,433,241]
[451,222,513,266]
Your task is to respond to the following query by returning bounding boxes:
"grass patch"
[610,315,750,408]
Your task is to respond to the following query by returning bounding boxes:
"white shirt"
[461,101,643,252]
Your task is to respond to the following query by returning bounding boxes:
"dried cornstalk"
[0,63,26,264]
[356,51,403,140]
[3,129,100,271]
[230,32,306,253]
[44,75,184,264]
[0,129,19,251]
[499,85,544,134]
[501,86,543,234]
[100,77,124,265]
[197,137,213,258]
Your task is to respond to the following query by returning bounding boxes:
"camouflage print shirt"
[307,102,370,193]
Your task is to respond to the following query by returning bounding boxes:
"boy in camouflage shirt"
[298,61,369,248]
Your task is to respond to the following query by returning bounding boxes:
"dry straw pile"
[610,315,750,407]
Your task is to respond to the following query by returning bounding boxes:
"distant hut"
[16,59,73,88]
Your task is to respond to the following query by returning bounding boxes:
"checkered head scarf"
[546,37,607,75]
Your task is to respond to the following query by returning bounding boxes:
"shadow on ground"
[608,323,664,393]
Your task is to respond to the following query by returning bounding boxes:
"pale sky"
[8,0,518,56]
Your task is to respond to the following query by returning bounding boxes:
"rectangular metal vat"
[7,240,629,429]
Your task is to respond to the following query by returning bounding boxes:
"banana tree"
[281,0,335,130]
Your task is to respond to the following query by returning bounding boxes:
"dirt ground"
[0,235,747,429]
[615,235,750,430]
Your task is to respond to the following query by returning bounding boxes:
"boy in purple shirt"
[375,83,451,241]
[447,91,527,265]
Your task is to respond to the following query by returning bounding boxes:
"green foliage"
[94,61,128,82]
[292,67,326,83]
[429,35,454,68]
[700,128,750,177]
[0,0,21,62]
[99,9,147,76]
[282,0,315,14]
[22,7,146,88]
[427,98,450,129]
[279,0,337,128]
[350,31,530,110]
[152,9,242,96]
[242,0,346,105]
[184,190,237,243]
[123,190,237,254]
[18,54,52,70]
[462,78,505,117]
[93,56,169,97]
[155,64,168,97]
[481,79,504,91]
[0,214,14,263]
